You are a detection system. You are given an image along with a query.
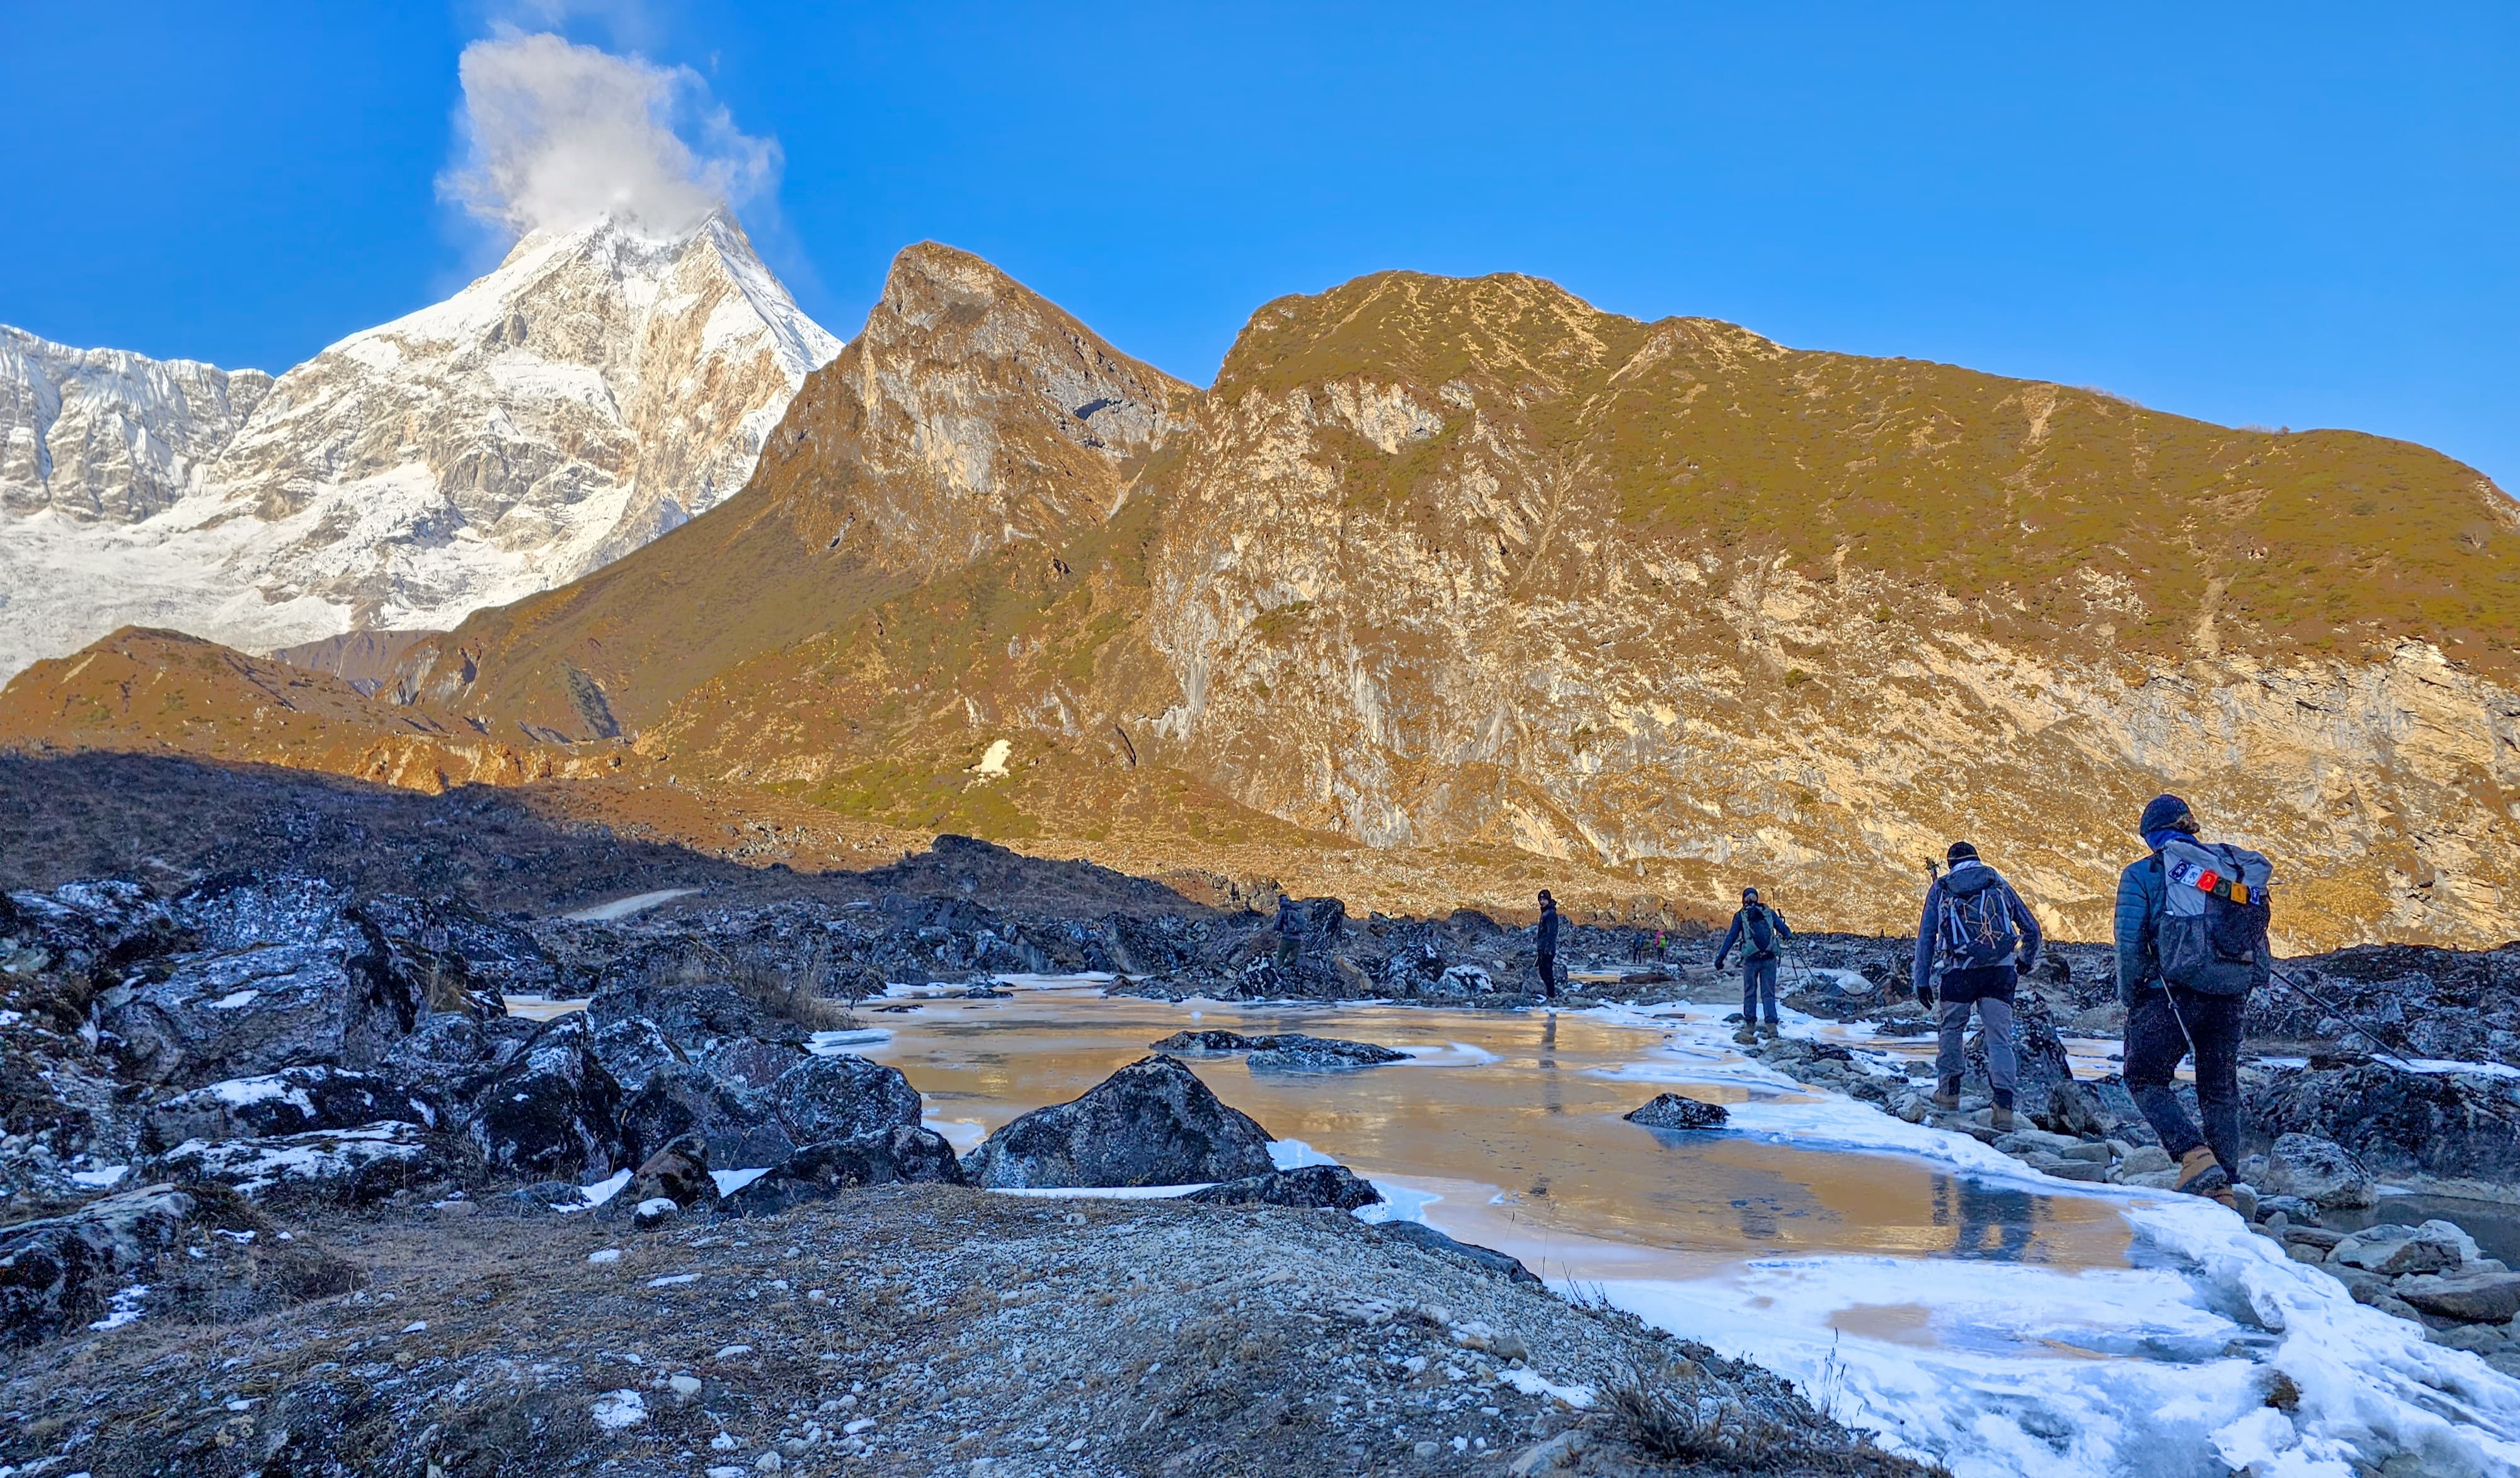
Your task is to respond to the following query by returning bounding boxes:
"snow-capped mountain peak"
[0,212,840,679]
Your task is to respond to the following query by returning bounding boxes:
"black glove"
[1916,981,1936,1009]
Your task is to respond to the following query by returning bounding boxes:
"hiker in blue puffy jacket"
[1714,887,1792,1044]
[2116,793,2242,1204]
[1912,842,2042,1131]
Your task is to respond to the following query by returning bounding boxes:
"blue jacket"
[1714,905,1790,968]
[1911,861,2042,995]
[1535,905,1560,953]
[2113,853,2168,1005]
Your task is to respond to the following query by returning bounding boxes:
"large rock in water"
[156,1123,447,1203]
[142,1066,437,1150]
[724,1126,968,1215]
[1624,1093,1729,1130]
[466,1016,622,1180]
[961,1055,1276,1189]
[0,1184,195,1348]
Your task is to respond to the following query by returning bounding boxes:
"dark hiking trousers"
[1741,956,1780,1025]
[2124,987,2244,1172]
[1536,950,1557,999]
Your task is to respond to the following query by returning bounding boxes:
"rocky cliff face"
[0,214,837,679]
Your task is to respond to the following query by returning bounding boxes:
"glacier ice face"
[0,213,839,679]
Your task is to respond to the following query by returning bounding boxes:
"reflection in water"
[1933,1175,2043,1262]
[864,986,2133,1278]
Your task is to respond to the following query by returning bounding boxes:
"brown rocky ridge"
[4,248,2516,949]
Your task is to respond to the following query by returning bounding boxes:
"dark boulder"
[961,1055,1276,1189]
[142,1066,438,1150]
[1624,1093,1729,1130]
[2246,1062,2520,1186]
[587,980,806,1057]
[2035,1080,2112,1140]
[156,1122,447,1203]
[94,876,428,1086]
[466,1016,622,1181]
[615,1062,793,1172]
[723,1126,968,1215]
[1189,1164,1383,1211]
[588,1016,685,1094]
[1246,1035,1409,1072]
[5,878,185,990]
[1370,1219,1541,1285]
[2260,1132,2379,1210]
[0,1184,195,1348]
[698,1036,811,1091]
[357,893,554,1002]
[769,1053,922,1144]
[1150,1029,1260,1053]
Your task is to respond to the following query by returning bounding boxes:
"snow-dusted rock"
[1624,1092,1729,1130]
[0,213,838,678]
[157,1122,445,1202]
[1188,1164,1383,1210]
[0,1183,195,1348]
[94,880,426,1086]
[616,1062,791,1173]
[767,1054,923,1145]
[2262,1131,2379,1210]
[142,1065,436,1150]
[466,1016,622,1180]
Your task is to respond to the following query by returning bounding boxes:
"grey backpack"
[2155,837,2272,996]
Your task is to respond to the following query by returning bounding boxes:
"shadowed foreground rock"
[961,1054,1276,1188]
[1189,1164,1384,1210]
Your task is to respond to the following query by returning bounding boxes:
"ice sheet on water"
[1579,1004,2520,1477]
[1395,1041,1501,1067]
[1353,1181,1441,1226]
[807,1028,893,1056]
[1269,1138,1339,1170]
[923,1116,987,1153]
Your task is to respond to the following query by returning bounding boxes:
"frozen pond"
[852,978,2520,1478]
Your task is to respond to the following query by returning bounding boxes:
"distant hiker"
[1714,888,1792,1044]
[1535,891,1561,1001]
[1273,895,1305,971]
[2116,794,2272,1206]
[1913,842,2043,1131]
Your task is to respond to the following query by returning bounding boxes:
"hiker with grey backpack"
[1714,887,1793,1045]
[2115,794,2272,1206]
[1912,842,2044,1131]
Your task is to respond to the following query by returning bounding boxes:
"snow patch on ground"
[560,888,699,923]
[709,1167,772,1198]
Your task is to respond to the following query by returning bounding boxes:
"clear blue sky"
[4,2,2515,490]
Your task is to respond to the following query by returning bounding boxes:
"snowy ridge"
[0,213,840,679]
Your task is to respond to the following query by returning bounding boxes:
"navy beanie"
[2139,793,2194,839]
[1741,886,1759,902]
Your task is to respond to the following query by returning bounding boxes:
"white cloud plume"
[443,32,777,240]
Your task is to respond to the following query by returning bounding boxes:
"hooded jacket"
[1911,860,2042,1000]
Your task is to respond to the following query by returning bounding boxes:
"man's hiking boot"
[1930,1080,1962,1113]
[1988,1106,2017,1133]
[1756,1021,1780,1041]
[1732,1024,1758,1046]
[2175,1147,2235,1205]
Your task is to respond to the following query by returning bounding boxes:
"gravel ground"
[0,1186,1928,1478]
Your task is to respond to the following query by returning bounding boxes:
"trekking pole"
[2262,966,2520,1133]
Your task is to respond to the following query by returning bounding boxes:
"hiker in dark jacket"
[1912,842,2042,1131]
[1534,891,1561,1001]
[1714,888,1792,1044]
[2116,793,2242,1204]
